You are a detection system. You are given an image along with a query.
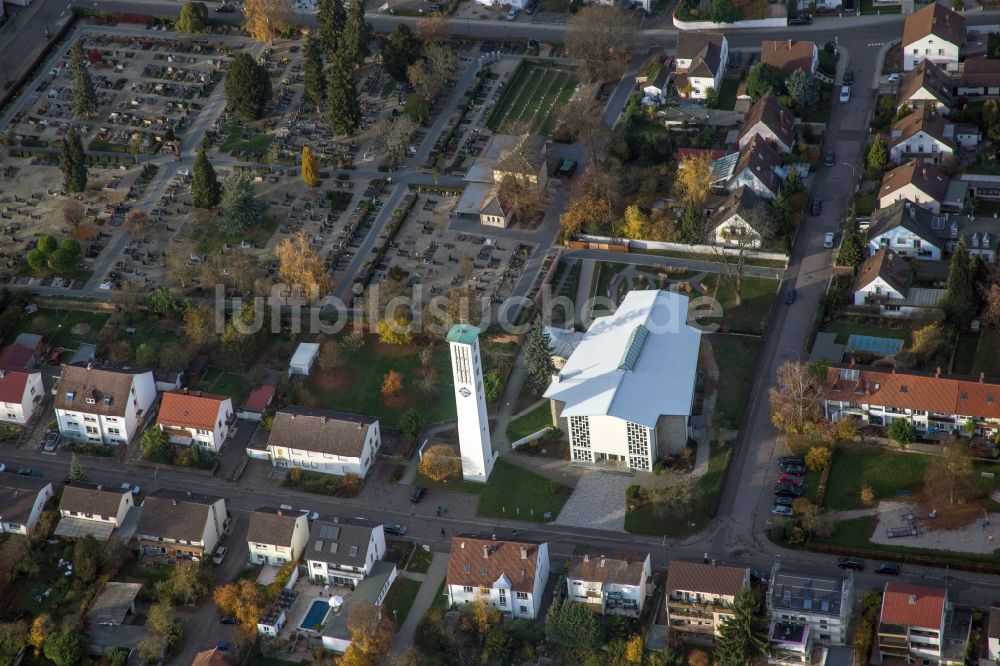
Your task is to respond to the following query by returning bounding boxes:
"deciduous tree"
[183,303,217,346]
[544,600,600,648]
[709,0,740,22]
[559,165,618,237]
[416,13,451,43]
[276,230,330,297]
[191,149,221,207]
[746,63,785,101]
[709,203,774,306]
[381,369,404,398]
[177,1,209,32]
[768,360,823,433]
[674,153,713,211]
[68,40,99,117]
[213,579,268,632]
[147,601,183,647]
[619,204,648,240]
[565,5,638,83]
[418,444,462,482]
[318,339,341,373]
[43,631,86,666]
[27,615,54,656]
[224,53,273,121]
[340,603,393,666]
[242,0,292,42]
[805,445,832,471]
[716,587,769,666]
[925,437,978,506]
[887,418,917,445]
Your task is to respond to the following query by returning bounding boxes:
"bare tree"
[704,203,774,306]
[768,360,823,434]
[565,5,639,83]
[559,88,610,164]
[415,13,452,43]
[368,115,418,168]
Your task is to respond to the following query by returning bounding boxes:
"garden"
[15,308,111,349]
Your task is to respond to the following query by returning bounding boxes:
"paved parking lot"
[554,471,633,532]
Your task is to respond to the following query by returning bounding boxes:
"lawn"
[953,330,981,375]
[121,316,185,357]
[383,577,422,626]
[506,402,553,443]
[487,62,578,136]
[199,370,251,406]
[822,321,912,347]
[430,579,449,610]
[710,333,763,429]
[304,337,456,428]
[701,274,778,335]
[972,330,1000,378]
[714,78,739,111]
[17,308,111,348]
[625,443,732,537]
[406,546,433,574]
[417,459,569,523]
[219,119,274,155]
[824,446,931,510]
[189,214,279,254]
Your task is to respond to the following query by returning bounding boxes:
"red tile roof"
[243,383,276,412]
[959,57,1000,87]
[0,344,35,370]
[880,160,949,204]
[903,3,965,49]
[0,369,35,404]
[157,389,229,431]
[760,40,816,76]
[448,536,544,594]
[890,109,955,151]
[881,582,946,631]
[666,559,748,597]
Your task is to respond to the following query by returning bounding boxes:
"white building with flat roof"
[544,290,702,471]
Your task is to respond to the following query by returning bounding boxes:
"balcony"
[667,596,730,610]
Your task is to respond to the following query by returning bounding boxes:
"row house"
[821,364,1000,439]
[665,559,749,640]
[565,546,651,616]
[867,199,995,264]
[897,59,952,116]
[54,363,156,446]
[889,110,956,165]
[878,161,950,213]
[447,535,549,620]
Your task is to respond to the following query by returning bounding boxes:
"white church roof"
[544,326,585,360]
[543,290,702,427]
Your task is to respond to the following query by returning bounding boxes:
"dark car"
[410,486,427,503]
[784,288,796,304]
[837,556,865,571]
[843,70,854,85]
[824,150,835,167]
[774,483,803,497]
[215,3,236,12]
[525,0,538,13]
[773,495,794,507]
[384,523,408,536]
[43,431,60,453]
[875,562,900,575]
[779,463,806,475]
[811,198,822,216]
[220,615,239,625]
[788,14,812,24]
[17,468,43,478]
[216,642,231,652]
[778,455,805,465]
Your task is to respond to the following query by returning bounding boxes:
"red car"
[778,473,803,487]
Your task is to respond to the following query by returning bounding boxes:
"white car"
[839,86,850,103]
[212,546,228,565]
[299,509,319,520]
[121,482,141,495]
[824,232,835,248]
[887,73,901,83]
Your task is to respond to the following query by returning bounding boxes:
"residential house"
[769,622,815,666]
[878,582,967,665]
[566,546,651,616]
[665,559,750,639]
[674,32,728,100]
[240,382,275,421]
[56,483,135,541]
[738,93,796,154]
[728,136,784,199]
[707,186,771,248]
[319,562,397,653]
[867,199,946,260]
[305,517,387,587]
[288,342,320,377]
[247,507,311,566]
[821,364,1000,439]
[135,488,228,560]
[955,125,981,150]
[954,57,1000,99]
[760,40,818,76]
[878,161,949,213]
[0,368,43,425]
[447,535,550,620]
[902,3,964,71]
[0,472,53,535]
[853,248,945,318]
[642,70,671,104]
[896,59,953,115]
[54,363,156,446]
[889,109,956,165]
[988,605,1000,662]
[545,290,702,471]
[156,389,234,453]
[264,407,381,478]
[768,562,854,646]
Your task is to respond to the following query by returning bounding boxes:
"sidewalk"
[391,551,449,655]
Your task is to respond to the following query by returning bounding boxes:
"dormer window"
[900,386,908,393]
[960,392,968,400]
[66,391,75,401]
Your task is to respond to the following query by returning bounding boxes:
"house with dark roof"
[447,535,550,620]
[707,186,771,248]
[955,57,1000,99]
[305,517,387,587]
[56,482,135,541]
[768,562,854,646]
[674,33,728,100]
[853,248,945,318]
[760,40,818,76]
[738,93,796,154]
[0,472,53,535]
[890,109,956,165]
[867,199,948,260]
[665,559,749,640]
[54,363,156,446]
[902,3,965,71]
[896,59,953,115]
[248,507,311,566]
[319,561,398,654]
[878,161,950,213]
[156,388,234,453]
[877,583,961,664]
[822,364,1000,439]
[566,546,651,616]
[135,488,228,561]
[265,406,381,479]
[0,368,43,425]
[727,135,784,199]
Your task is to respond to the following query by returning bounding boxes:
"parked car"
[779,463,806,475]
[823,150,835,167]
[506,7,519,20]
[216,642,231,652]
[774,483,803,497]
[121,482,141,495]
[887,73,901,83]
[874,562,900,575]
[215,2,236,12]
[824,232,835,248]
[843,70,854,85]
[772,504,795,516]
[220,615,239,625]
[43,432,60,453]
[48,349,63,365]
[525,0,538,13]
[729,51,743,69]
[839,86,851,103]
[788,15,812,24]
[299,509,320,521]
[410,486,427,503]
[784,288,796,305]
[212,546,228,565]
[279,504,294,511]
[384,523,408,536]
[811,198,822,216]
[773,495,794,507]
[778,473,804,487]
[778,456,804,465]
[17,468,43,478]
[837,556,865,571]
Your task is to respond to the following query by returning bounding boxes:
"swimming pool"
[300,599,330,630]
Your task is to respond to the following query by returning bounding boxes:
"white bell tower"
[446,324,496,483]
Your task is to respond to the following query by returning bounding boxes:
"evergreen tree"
[745,63,785,102]
[191,149,220,208]
[303,35,327,113]
[69,453,87,483]
[381,24,422,82]
[220,170,266,234]
[327,53,360,136]
[316,0,346,59]
[679,206,703,244]
[866,134,889,178]
[301,146,319,186]
[524,317,555,392]
[836,210,865,269]
[716,587,769,666]
[177,1,209,32]
[59,128,88,193]
[68,40,99,118]
[342,0,372,68]
[224,53,273,121]
[943,239,977,326]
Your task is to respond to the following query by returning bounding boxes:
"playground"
[869,501,1000,555]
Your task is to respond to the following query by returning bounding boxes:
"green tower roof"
[446,324,481,345]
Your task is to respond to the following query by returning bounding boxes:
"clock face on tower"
[458,387,471,398]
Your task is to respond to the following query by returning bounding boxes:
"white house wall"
[904,36,960,71]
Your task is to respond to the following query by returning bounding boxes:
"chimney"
[171,499,178,506]
[483,544,490,559]
[600,555,605,568]
[787,39,792,48]
[277,508,283,516]
[981,372,985,383]
[584,554,590,562]
[0,370,4,379]
[850,356,856,367]
[460,541,465,549]
[520,547,527,560]
[936,366,941,378]
[86,361,93,370]
[97,484,103,491]
[909,594,918,605]
[186,490,192,498]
